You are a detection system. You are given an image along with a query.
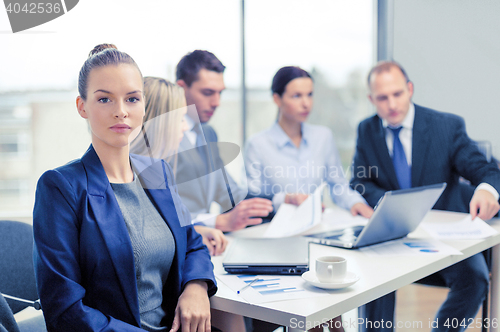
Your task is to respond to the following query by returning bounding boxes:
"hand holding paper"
[264,183,326,238]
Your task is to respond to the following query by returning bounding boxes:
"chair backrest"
[0,221,38,314]
[0,293,20,332]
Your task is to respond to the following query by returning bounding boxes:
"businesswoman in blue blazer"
[33,44,217,332]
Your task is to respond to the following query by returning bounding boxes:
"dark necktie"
[194,125,235,208]
[195,125,208,165]
[389,126,411,189]
[194,125,213,188]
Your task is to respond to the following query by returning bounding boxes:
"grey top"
[111,176,176,332]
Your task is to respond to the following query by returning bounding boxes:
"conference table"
[210,209,500,331]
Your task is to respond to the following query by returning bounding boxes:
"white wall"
[393,0,500,156]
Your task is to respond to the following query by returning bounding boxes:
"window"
[0,179,30,212]
[244,0,374,169]
[0,132,29,156]
[0,0,374,218]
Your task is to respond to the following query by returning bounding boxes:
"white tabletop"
[210,209,500,330]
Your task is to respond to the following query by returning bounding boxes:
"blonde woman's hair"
[130,77,187,172]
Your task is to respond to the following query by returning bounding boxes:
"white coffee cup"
[315,256,347,283]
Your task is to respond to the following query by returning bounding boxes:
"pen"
[237,278,259,294]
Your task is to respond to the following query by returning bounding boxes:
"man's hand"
[470,189,500,220]
[350,202,374,218]
[194,225,228,256]
[285,193,309,206]
[215,198,273,232]
[170,281,211,332]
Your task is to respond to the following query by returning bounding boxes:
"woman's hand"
[170,280,211,332]
[194,225,228,256]
[285,194,326,211]
[350,202,374,218]
[285,193,310,206]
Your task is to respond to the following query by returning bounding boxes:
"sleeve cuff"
[330,185,368,210]
[348,195,369,210]
[475,183,500,201]
[272,192,286,210]
[192,213,217,228]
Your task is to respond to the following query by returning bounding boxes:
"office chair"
[0,292,19,332]
[0,292,45,332]
[0,220,46,332]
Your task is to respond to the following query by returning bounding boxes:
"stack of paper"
[263,183,326,238]
[421,215,498,239]
[216,273,329,304]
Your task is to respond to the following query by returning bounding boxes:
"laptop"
[305,183,447,249]
[223,236,310,275]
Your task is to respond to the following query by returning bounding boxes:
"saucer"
[301,271,360,289]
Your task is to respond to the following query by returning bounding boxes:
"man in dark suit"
[351,61,500,332]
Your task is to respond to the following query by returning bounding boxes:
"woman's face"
[274,77,313,125]
[77,64,145,150]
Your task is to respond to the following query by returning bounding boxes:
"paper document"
[263,182,326,238]
[216,273,329,304]
[421,215,498,239]
[360,238,463,257]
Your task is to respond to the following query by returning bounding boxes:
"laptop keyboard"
[317,225,364,240]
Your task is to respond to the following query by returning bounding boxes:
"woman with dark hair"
[245,66,374,332]
[33,44,217,332]
[245,66,373,217]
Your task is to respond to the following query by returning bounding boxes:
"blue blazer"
[351,104,500,211]
[33,145,217,332]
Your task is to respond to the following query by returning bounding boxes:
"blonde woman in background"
[130,77,187,172]
[130,77,243,332]
[131,77,228,257]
